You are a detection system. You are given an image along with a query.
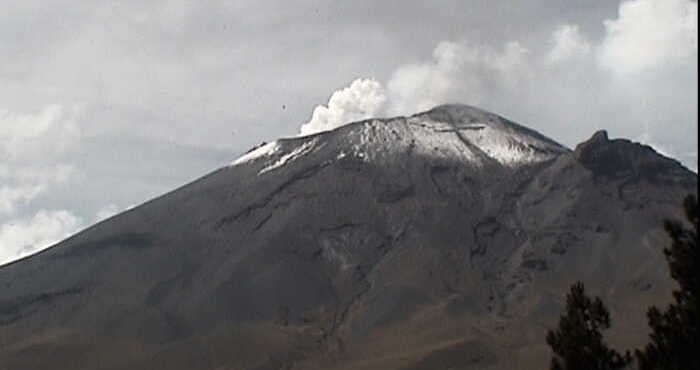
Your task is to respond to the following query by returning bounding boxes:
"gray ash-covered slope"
[0,104,696,370]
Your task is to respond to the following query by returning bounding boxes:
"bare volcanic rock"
[0,104,696,370]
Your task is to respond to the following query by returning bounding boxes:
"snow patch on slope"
[333,110,562,169]
[420,104,568,166]
[406,117,481,164]
[259,139,318,174]
[229,137,321,175]
[459,124,561,165]
[335,118,480,166]
[231,141,280,166]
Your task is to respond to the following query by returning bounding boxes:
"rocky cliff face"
[0,105,696,370]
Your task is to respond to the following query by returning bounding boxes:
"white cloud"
[0,104,84,264]
[0,104,81,161]
[95,204,120,222]
[300,78,387,136]
[0,210,83,265]
[546,24,592,64]
[598,0,698,74]
[0,185,45,216]
[385,40,532,116]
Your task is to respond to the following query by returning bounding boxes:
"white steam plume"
[299,78,386,136]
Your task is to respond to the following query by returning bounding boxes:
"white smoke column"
[385,40,532,116]
[299,78,387,136]
[385,41,471,116]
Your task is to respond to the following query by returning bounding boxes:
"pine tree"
[546,282,631,370]
[636,195,698,370]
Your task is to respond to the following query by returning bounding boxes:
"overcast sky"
[1,0,697,265]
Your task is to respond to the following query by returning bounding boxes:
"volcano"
[0,104,696,369]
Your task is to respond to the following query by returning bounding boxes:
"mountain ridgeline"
[0,105,696,369]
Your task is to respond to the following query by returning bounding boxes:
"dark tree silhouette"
[546,282,631,370]
[636,195,698,370]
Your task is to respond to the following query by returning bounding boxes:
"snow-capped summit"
[419,104,569,165]
[232,104,569,175]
